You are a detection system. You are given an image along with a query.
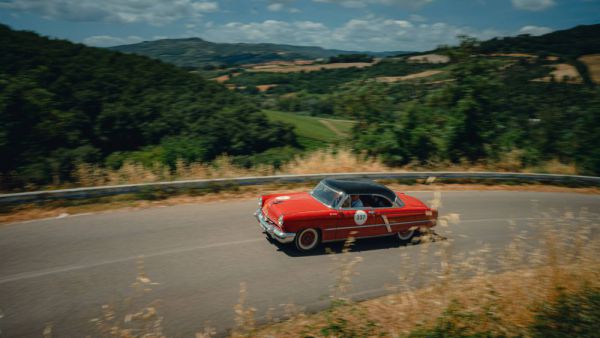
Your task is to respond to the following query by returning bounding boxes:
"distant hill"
[109,38,411,68]
[478,24,600,57]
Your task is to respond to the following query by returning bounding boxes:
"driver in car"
[351,195,364,208]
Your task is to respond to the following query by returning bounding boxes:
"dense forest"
[328,54,374,63]
[0,24,297,190]
[477,24,600,58]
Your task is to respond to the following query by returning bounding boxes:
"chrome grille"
[261,209,277,226]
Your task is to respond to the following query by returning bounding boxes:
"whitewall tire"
[295,228,320,251]
[397,229,415,241]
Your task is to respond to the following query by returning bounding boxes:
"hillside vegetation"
[227,30,600,176]
[0,24,297,191]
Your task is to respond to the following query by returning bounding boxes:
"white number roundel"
[354,210,368,225]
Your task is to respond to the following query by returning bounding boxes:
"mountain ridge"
[109,37,412,68]
[476,23,600,57]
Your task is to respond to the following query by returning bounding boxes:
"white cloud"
[313,0,434,8]
[267,3,284,11]
[83,35,143,47]
[0,0,219,25]
[511,0,555,11]
[518,25,553,35]
[267,1,302,13]
[199,16,503,52]
[295,21,327,30]
[191,1,218,12]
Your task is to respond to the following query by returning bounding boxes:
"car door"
[335,194,388,240]
[378,199,428,234]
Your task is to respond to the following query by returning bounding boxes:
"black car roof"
[321,178,397,202]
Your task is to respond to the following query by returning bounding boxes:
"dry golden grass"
[278,149,389,174]
[71,156,278,188]
[490,53,537,58]
[579,53,600,84]
[375,70,444,83]
[492,150,578,174]
[77,149,388,184]
[533,63,582,84]
[211,72,240,83]
[212,74,230,83]
[255,84,278,92]
[407,54,450,64]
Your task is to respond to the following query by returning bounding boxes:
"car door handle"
[368,210,377,215]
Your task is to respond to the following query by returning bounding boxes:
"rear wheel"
[295,228,320,251]
[397,229,415,241]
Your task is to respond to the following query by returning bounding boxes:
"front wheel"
[295,228,320,251]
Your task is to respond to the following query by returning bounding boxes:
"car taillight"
[425,209,438,219]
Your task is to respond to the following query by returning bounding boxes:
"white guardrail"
[1,172,599,205]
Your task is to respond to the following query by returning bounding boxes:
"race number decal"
[354,210,368,225]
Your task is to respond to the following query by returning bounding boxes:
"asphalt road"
[0,191,598,337]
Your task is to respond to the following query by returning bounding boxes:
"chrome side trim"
[254,208,296,244]
[382,215,391,232]
[323,219,433,231]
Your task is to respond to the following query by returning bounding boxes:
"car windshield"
[311,182,343,208]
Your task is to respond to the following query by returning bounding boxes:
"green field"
[264,110,355,149]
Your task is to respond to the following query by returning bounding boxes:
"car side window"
[374,195,393,208]
[340,196,351,208]
[361,194,393,208]
[340,195,365,209]
[339,195,393,209]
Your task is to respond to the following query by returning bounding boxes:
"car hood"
[262,192,329,222]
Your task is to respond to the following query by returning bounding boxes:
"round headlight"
[258,196,263,207]
[278,215,284,226]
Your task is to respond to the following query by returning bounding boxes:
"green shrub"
[409,301,505,338]
[530,287,600,338]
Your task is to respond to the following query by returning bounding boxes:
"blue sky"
[0,0,598,51]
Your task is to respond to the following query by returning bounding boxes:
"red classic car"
[254,178,438,251]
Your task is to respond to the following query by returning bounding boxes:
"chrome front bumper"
[254,208,296,244]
